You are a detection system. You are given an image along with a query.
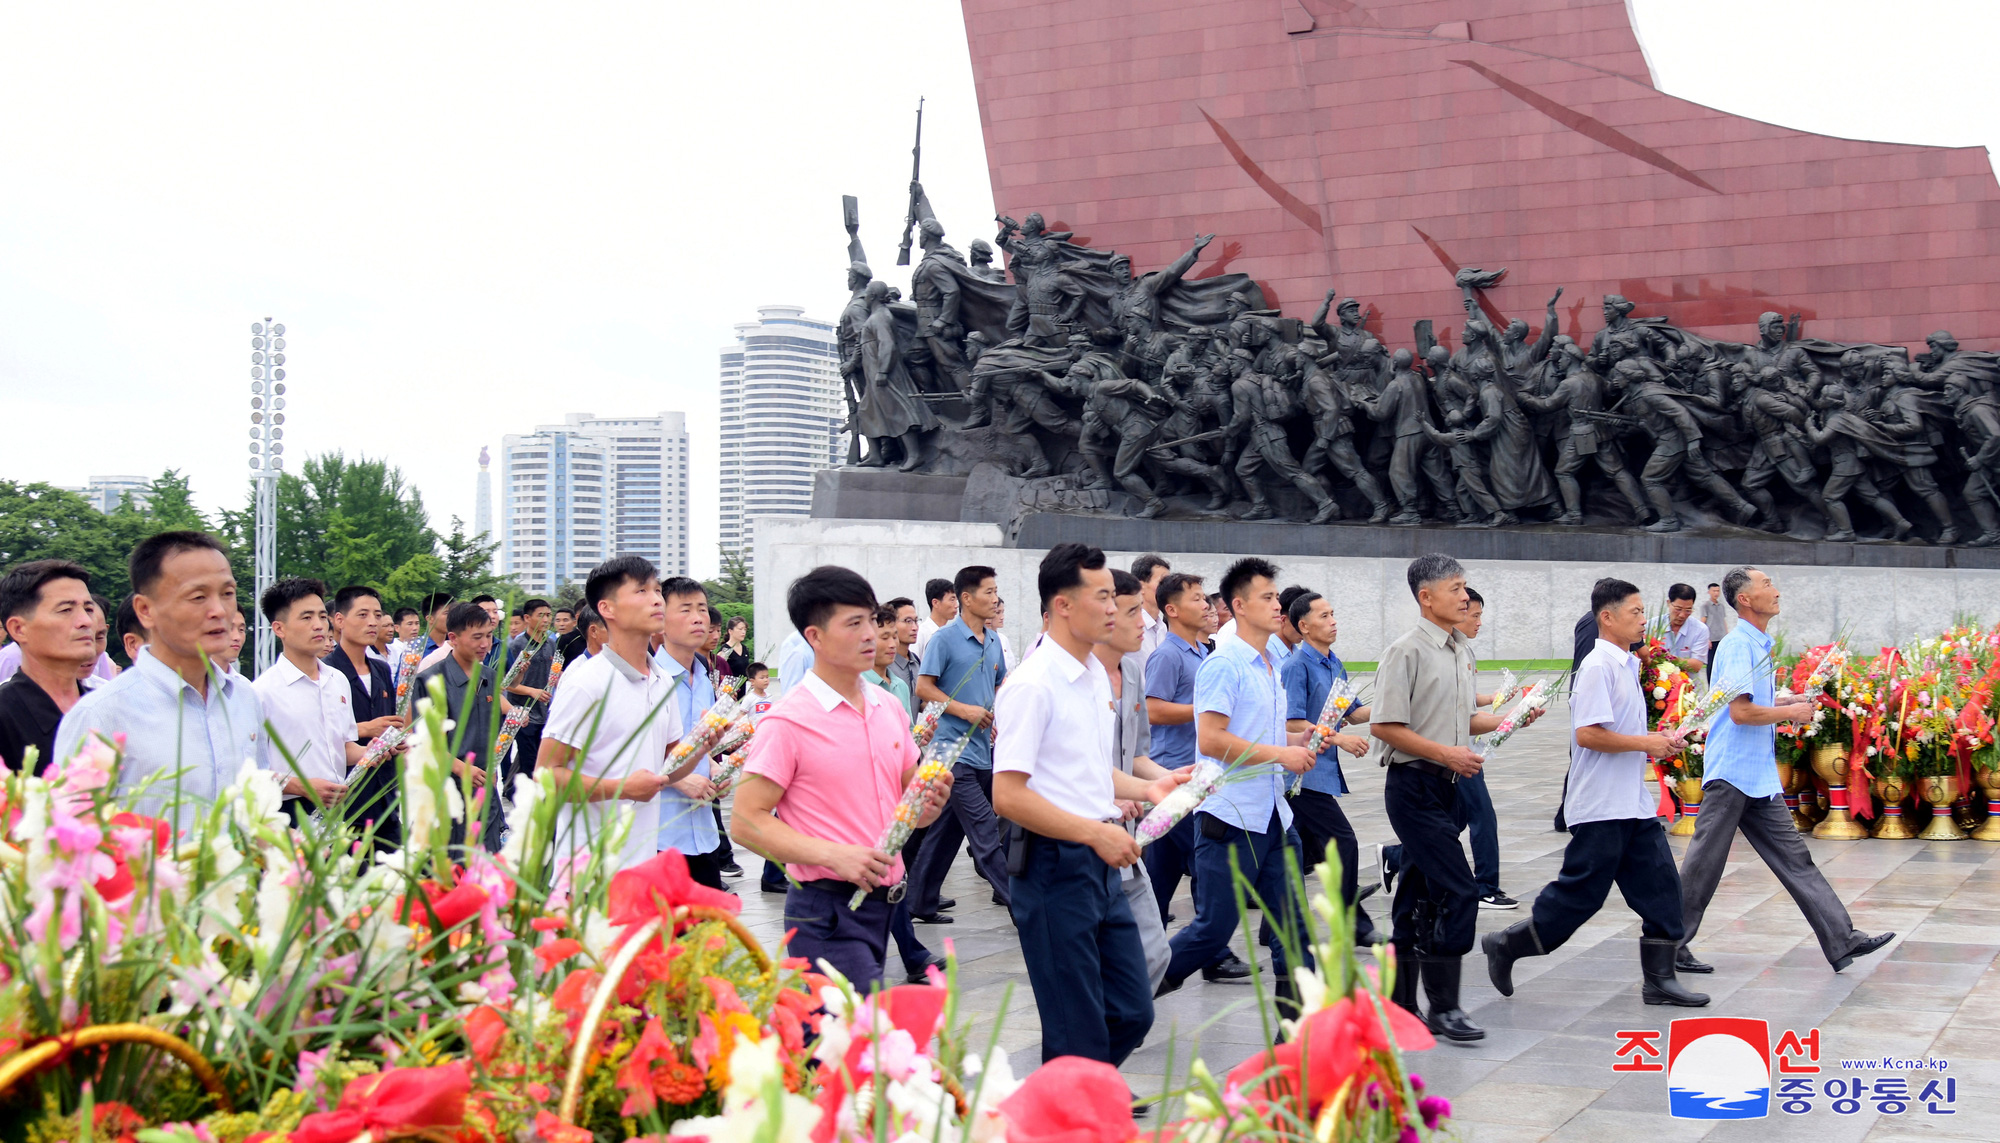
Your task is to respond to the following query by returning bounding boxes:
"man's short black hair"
[1465,586,1484,607]
[1286,590,1325,630]
[576,603,602,630]
[953,565,997,601]
[1592,578,1642,617]
[130,531,228,597]
[1707,582,1720,589]
[1131,554,1171,583]
[1037,543,1107,611]
[446,600,495,634]
[748,661,769,677]
[554,606,574,619]
[1111,568,1142,598]
[874,603,901,625]
[788,565,877,634]
[1156,572,1205,615]
[924,578,953,608]
[661,576,707,604]
[584,555,659,611]
[117,597,147,645]
[1220,557,1279,609]
[261,576,327,624]
[392,606,419,623]
[555,629,587,663]
[90,593,111,622]
[520,597,551,616]
[1667,582,1697,602]
[470,594,497,606]
[885,596,915,614]
[421,592,455,618]
[331,585,381,615]
[1278,584,1310,619]
[0,559,93,627]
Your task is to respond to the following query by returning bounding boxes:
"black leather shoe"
[911,912,954,924]
[1674,948,1714,974]
[936,898,957,911]
[1425,1006,1486,1042]
[1203,952,1253,981]
[1641,939,1711,1006]
[1833,931,1895,972]
[905,953,948,984]
[761,882,788,895]
[991,893,1009,907]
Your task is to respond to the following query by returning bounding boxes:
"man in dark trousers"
[1371,553,1540,1041]
[325,585,405,843]
[1483,578,1708,1006]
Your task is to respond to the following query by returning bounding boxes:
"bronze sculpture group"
[836,183,2000,546]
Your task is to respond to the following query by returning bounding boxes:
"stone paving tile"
[721,679,1997,1140]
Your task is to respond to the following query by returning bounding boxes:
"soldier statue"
[856,279,937,471]
[1296,336,1393,523]
[1516,342,1651,525]
[1221,350,1340,523]
[1802,388,1915,542]
[1872,360,1959,543]
[1352,348,1459,526]
[1605,356,1759,533]
[1734,365,1832,534]
[968,238,1006,282]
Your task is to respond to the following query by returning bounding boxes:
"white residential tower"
[500,412,690,595]
[718,305,843,567]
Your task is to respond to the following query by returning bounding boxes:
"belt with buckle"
[799,877,905,905]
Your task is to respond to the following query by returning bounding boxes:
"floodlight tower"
[248,319,288,673]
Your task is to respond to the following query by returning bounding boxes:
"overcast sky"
[4,2,1998,577]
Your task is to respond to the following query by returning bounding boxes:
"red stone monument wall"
[962,0,2000,350]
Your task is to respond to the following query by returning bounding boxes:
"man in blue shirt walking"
[1677,566,1893,974]
[907,565,1011,919]
[1280,590,1380,945]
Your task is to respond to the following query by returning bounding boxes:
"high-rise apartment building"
[500,412,690,595]
[84,476,152,514]
[718,306,842,567]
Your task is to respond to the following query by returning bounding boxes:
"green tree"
[0,481,135,600]
[703,546,753,606]
[142,470,208,531]
[221,452,437,597]
[438,516,510,599]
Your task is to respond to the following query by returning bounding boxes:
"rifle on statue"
[896,97,924,267]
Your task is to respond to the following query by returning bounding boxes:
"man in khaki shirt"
[1371,553,1537,1043]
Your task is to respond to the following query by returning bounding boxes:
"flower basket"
[1809,743,1869,840]
[0,1023,234,1110]
[1669,778,1703,837]
[1870,773,1917,839]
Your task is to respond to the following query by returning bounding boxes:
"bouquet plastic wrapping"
[358,635,443,770]
[1488,668,1521,714]
[1135,759,1230,848]
[1659,653,1770,738]
[851,731,975,907]
[1476,676,1558,754]
[911,700,947,750]
[493,647,568,767]
[711,712,757,757]
[1288,680,1361,798]
[666,691,747,771]
[706,751,748,798]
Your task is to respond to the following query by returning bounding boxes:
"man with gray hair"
[1370,553,1541,1041]
[1676,566,1894,975]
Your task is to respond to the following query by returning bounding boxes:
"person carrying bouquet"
[1482,578,1708,1007]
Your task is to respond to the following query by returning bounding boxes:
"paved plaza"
[731,674,1999,1141]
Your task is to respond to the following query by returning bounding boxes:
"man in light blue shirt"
[1677,566,1892,975]
[55,533,277,830]
[773,628,813,698]
[1280,591,1379,945]
[1159,558,1316,1004]
[652,577,721,885]
[907,565,1012,918]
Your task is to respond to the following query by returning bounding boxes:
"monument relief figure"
[1734,365,1833,534]
[1739,312,1823,400]
[1352,347,1460,526]
[1516,342,1651,526]
[1462,344,1558,515]
[1110,233,1214,373]
[1422,353,1510,527]
[856,279,937,471]
[1802,387,1915,542]
[836,257,875,466]
[1949,371,2000,546]
[1296,336,1393,523]
[1605,357,1760,533]
[967,237,1006,282]
[1221,350,1340,523]
[1495,289,1564,383]
[1872,360,1960,543]
[1586,294,1669,373]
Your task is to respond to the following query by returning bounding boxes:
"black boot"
[1390,940,1420,1014]
[1480,919,1544,998]
[1641,939,1711,1006]
[1419,955,1485,1041]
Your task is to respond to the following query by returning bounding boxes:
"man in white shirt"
[992,542,1187,1067]
[1131,554,1172,665]
[1482,578,1707,1006]
[252,578,363,823]
[1660,583,1709,663]
[773,628,814,699]
[538,556,700,873]
[913,577,956,663]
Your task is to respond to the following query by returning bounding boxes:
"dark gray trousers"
[1678,780,1863,965]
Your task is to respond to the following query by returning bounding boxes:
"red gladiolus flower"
[551,967,601,1026]
[288,1065,470,1143]
[999,1056,1137,1143]
[533,1110,594,1143]
[608,850,740,929]
[530,915,568,932]
[534,938,585,973]
[109,811,172,854]
[423,882,492,931]
[93,848,135,903]
[1225,997,1433,1115]
[619,1019,677,1116]
[465,1005,508,1065]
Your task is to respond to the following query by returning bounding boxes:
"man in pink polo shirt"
[733,565,954,987]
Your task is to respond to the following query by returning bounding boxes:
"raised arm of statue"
[911,181,937,228]
[1151,234,1215,297]
[1528,294,1561,364]
[1310,289,1336,330]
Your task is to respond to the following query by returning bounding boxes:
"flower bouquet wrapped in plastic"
[1303,679,1359,757]
[494,646,569,767]
[911,700,947,750]
[1487,667,1521,714]
[1659,653,1769,738]
[1475,675,1559,754]
[667,691,747,771]
[851,731,975,906]
[711,712,757,758]
[706,751,748,799]
[1135,759,1230,848]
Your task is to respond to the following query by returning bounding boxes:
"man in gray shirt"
[1094,569,1172,991]
[1696,583,1731,667]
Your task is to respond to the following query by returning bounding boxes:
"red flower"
[532,1110,593,1143]
[608,850,740,929]
[653,1059,708,1105]
[530,915,568,932]
[1224,997,1433,1115]
[109,811,172,854]
[93,848,135,903]
[93,1102,146,1143]
[998,1056,1137,1143]
[465,1005,508,1065]
[551,967,601,1033]
[534,938,585,973]
[288,1065,470,1143]
[425,882,492,931]
[619,1018,677,1116]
